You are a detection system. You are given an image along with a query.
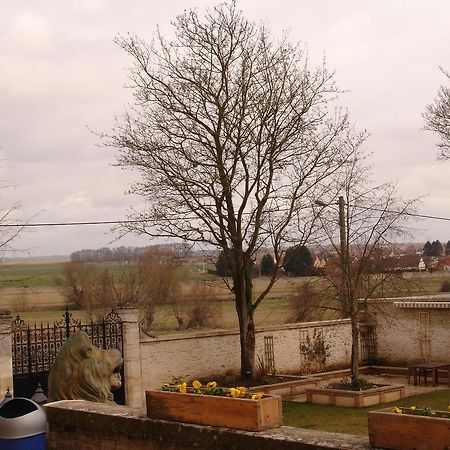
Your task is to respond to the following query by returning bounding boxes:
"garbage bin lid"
[0,398,47,439]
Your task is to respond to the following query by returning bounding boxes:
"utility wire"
[0,219,145,228]
[0,205,450,229]
[351,206,450,222]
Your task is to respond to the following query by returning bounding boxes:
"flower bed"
[305,382,405,408]
[368,407,450,449]
[146,381,282,431]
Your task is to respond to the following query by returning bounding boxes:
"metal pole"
[338,196,347,290]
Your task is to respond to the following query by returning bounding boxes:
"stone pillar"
[0,311,13,397]
[117,307,143,408]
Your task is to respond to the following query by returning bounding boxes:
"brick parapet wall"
[45,400,370,450]
[139,319,352,389]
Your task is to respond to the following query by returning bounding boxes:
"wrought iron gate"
[11,309,125,405]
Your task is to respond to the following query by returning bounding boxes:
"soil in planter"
[188,371,300,388]
[325,377,386,391]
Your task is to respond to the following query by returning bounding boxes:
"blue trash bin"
[0,398,47,450]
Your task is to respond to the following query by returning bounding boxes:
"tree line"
[216,245,319,277]
[422,240,450,257]
[70,244,188,263]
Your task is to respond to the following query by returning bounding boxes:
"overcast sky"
[1,0,449,256]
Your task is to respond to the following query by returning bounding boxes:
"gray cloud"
[1,0,449,255]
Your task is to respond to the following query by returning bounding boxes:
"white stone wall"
[369,300,450,364]
[0,316,13,396]
[139,319,352,390]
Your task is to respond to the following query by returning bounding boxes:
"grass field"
[283,389,450,436]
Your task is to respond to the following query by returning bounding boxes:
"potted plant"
[368,405,450,449]
[146,380,282,431]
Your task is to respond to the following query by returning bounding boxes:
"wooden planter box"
[250,378,319,400]
[368,407,450,450]
[146,389,282,431]
[305,384,405,408]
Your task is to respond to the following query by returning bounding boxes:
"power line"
[0,207,450,229]
[0,219,144,228]
[352,206,450,222]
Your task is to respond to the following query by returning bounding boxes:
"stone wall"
[368,299,450,364]
[0,311,13,396]
[139,319,352,389]
[45,400,370,450]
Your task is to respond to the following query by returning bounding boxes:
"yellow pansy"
[206,381,217,389]
[192,380,202,390]
[410,406,416,411]
[392,407,402,414]
[178,382,187,393]
[230,388,240,398]
[251,393,263,400]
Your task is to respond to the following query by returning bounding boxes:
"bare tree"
[136,247,181,331]
[289,282,324,323]
[0,199,25,262]
[108,2,363,378]
[56,262,116,320]
[314,158,419,380]
[424,68,450,159]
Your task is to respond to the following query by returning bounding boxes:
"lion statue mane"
[48,329,123,403]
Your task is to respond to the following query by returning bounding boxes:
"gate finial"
[0,387,12,406]
[31,382,48,405]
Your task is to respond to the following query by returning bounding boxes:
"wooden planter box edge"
[368,407,450,450]
[146,389,282,432]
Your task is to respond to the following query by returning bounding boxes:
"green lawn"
[0,263,66,288]
[283,389,450,436]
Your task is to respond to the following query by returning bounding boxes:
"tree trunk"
[350,315,360,381]
[237,304,255,380]
[233,253,255,380]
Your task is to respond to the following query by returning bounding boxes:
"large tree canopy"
[109,2,363,378]
[283,245,313,277]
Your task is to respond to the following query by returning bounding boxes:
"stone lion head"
[48,330,123,403]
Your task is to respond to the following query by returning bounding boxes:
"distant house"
[436,256,450,272]
[385,254,427,272]
[313,257,326,269]
[418,257,426,271]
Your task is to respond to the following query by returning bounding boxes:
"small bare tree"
[424,67,450,159]
[184,282,221,329]
[136,247,181,331]
[315,158,419,380]
[56,262,116,320]
[289,282,324,323]
[108,2,364,378]
[56,262,95,309]
[58,249,182,327]
[0,198,25,262]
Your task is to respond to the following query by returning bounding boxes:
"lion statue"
[48,330,123,403]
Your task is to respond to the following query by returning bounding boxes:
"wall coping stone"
[141,319,351,343]
[45,400,370,450]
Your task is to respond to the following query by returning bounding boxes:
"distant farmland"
[1,260,450,331]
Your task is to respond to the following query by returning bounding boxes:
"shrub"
[182,283,222,329]
[289,283,324,323]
